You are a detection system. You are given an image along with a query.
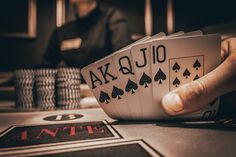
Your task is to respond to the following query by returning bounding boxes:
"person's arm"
[107,8,132,51]
[41,29,62,67]
[161,38,236,116]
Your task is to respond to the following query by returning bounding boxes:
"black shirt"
[42,5,131,68]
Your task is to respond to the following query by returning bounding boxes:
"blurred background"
[0,0,236,108]
[0,0,236,71]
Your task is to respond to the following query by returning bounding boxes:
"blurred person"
[42,0,131,68]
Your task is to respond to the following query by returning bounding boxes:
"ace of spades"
[81,36,153,120]
[81,57,131,120]
[151,34,221,119]
[99,90,111,104]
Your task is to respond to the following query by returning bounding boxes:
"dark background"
[0,0,29,33]
[0,0,236,72]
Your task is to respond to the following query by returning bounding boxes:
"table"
[0,108,236,157]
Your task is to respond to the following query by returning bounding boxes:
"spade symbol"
[183,68,191,79]
[193,59,201,70]
[111,86,124,100]
[99,91,110,104]
[154,68,166,84]
[125,79,138,94]
[172,62,180,72]
[172,77,180,87]
[193,74,200,80]
[139,72,152,88]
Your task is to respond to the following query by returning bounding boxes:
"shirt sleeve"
[107,8,132,51]
[41,29,62,67]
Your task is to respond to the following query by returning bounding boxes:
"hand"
[161,38,236,116]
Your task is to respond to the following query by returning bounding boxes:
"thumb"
[161,52,236,116]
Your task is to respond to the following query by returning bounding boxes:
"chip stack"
[14,69,35,109]
[56,67,81,110]
[35,69,57,110]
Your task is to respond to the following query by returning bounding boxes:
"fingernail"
[162,93,183,112]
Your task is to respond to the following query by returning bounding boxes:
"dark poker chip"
[14,69,35,109]
[56,67,81,109]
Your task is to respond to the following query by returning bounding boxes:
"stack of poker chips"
[14,69,35,109]
[56,68,81,110]
[35,69,57,110]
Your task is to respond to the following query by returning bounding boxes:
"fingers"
[221,39,229,61]
[161,51,236,116]
[221,38,236,61]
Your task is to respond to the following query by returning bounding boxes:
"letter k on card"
[81,57,131,120]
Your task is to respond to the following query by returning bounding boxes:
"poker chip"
[14,68,81,111]
[35,69,57,110]
[56,67,81,110]
[14,69,35,109]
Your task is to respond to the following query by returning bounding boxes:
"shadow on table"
[156,118,236,132]
[111,119,236,132]
[111,119,166,125]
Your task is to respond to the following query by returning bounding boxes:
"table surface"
[0,108,236,157]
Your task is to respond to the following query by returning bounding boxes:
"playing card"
[200,98,220,119]
[131,32,194,119]
[112,32,166,120]
[151,34,221,119]
[169,55,204,91]
[166,30,203,39]
[130,33,166,120]
[168,31,219,119]
[81,36,151,120]
[81,59,126,119]
[177,30,203,37]
[166,31,184,37]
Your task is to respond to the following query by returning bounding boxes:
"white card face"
[81,58,131,120]
[167,31,184,38]
[81,36,152,120]
[149,32,166,40]
[112,51,140,119]
[169,55,204,91]
[168,33,220,120]
[151,34,221,119]
[164,30,204,115]
[112,32,166,120]
[177,30,203,37]
[166,30,202,40]
[130,33,166,119]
